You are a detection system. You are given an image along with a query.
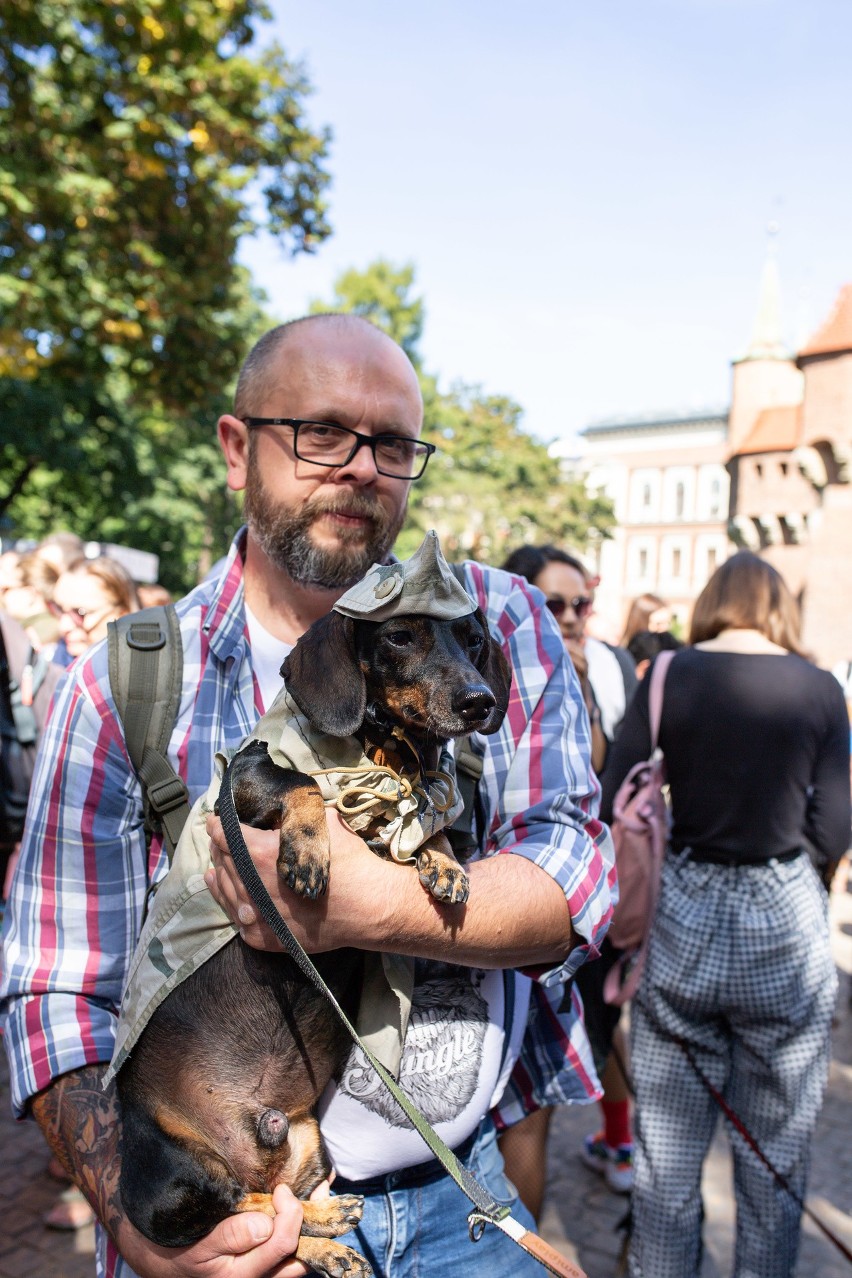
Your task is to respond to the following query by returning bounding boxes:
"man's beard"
[244,466,405,590]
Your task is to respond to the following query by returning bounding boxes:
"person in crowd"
[601,551,851,1278]
[1,314,614,1278]
[626,628,684,681]
[499,543,635,1210]
[135,582,173,608]
[1,551,61,658]
[620,592,671,649]
[0,549,23,609]
[34,530,86,576]
[52,556,140,663]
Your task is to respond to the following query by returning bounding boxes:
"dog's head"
[282,607,512,743]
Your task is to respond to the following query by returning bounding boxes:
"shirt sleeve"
[465,564,616,987]
[0,644,150,1118]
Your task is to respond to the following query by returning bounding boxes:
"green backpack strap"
[108,604,190,863]
[447,560,486,855]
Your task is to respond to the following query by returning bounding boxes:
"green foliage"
[311,261,616,566]
[310,260,424,365]
[0,0,330,589]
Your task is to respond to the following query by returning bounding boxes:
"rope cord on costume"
[216,765,586,1278]
[306,761,458,819]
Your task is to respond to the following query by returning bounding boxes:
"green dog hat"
[333,530,474,623]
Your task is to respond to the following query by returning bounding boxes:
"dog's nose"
[453,687,497,724]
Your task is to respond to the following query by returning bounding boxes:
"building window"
[707,547,717,575]
[638,548,648,577]
[755,462,763,478]
[675,482,685,519]
[709,477,721,518]
[780,461,788,477]
[642,484,651,510]
[672,547,682,577]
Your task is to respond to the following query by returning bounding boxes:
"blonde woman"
[53,557,140,662]
[602,552,850,1278]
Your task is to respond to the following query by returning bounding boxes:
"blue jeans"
[332,1118,543,1277]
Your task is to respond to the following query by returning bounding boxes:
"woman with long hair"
[601,552,850,1277]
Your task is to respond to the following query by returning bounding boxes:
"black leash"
[216,765,587,1278]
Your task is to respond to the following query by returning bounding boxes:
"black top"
[600,647,851,865]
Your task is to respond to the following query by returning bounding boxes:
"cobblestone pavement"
[2,871,850,1278]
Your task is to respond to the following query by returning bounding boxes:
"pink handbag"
[603,649,675,1006]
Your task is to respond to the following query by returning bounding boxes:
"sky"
[238,0,852,450]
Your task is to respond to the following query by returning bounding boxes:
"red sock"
[601,1098,632,1149]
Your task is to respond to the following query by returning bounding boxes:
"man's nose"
[334,437,379,482]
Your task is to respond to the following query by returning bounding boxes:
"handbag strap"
[216,768,587,1278]
[648,649,675,749]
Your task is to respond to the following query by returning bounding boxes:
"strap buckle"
[127,623,167,652]
[147,774,189,815]
[467,1204,510,1242]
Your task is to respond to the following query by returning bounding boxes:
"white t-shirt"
[319,961,532,1179]
[244,604,291,712]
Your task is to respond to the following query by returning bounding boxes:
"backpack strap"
[108,605,190,862]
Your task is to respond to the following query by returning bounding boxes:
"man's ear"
[282,612,367,738]
[218,415,250,494]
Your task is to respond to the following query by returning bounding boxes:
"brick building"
[572,258,852,666]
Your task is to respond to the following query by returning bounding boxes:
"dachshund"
[116,601,512,1277]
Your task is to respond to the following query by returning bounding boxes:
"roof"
[582,409,728,438]
[728,404,802,458]
[798,284,852,360]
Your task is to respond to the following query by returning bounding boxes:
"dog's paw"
[296,1237,373,1278]
[278,838,330,898]
[302,1192,364,1236]
[417,850,470,905]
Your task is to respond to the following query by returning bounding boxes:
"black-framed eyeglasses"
[546,595,593,620]
[242,417,436,480]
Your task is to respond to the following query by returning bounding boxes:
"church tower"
[727,233,804,453]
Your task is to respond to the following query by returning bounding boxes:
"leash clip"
[467,1204,511,1243]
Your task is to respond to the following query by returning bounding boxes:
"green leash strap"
[216,767,587,1278]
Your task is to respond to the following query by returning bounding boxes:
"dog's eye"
[385,628,415,648]
[467,633,484,652]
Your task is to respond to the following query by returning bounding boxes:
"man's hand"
[204,808,575,969]
[116,1183,312,1278]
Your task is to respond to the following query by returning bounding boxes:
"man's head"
[219,315,425,591]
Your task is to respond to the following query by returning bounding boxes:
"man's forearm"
[32,1064,124,1243]
[366,851,577,968]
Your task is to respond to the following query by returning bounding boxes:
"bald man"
[2,315,614,1278]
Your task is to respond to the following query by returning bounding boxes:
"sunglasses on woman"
[545,595,593,620]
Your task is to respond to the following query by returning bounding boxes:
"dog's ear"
[281,612,367,738]
[474,608,513,731]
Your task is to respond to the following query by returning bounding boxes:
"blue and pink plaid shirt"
[1,530,615,1277]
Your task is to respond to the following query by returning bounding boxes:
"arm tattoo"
[32,1064,125,1242]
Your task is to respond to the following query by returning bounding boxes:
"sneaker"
[581,1130,634,1194]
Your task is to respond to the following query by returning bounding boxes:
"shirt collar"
[201,526,250,663]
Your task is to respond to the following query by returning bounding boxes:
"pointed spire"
[737,224,791,362]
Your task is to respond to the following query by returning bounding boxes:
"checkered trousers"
[628,851,837,1278]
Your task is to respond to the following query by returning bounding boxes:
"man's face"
[236,324,422,591]
[532,562,593,644]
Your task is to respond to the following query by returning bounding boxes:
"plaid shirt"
[1,530,614,1277]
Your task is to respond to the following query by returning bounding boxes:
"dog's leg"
[223,744,331,898]
[236,1193,372,1277]
[416,833,470,904]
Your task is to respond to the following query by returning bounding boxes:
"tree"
[310,261,615,565]
[0,0,331,587]
[310,260,424,365]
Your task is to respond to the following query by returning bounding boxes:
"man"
[1,315,614,1278]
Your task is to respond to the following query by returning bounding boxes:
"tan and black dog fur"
[117,604,511,1278]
